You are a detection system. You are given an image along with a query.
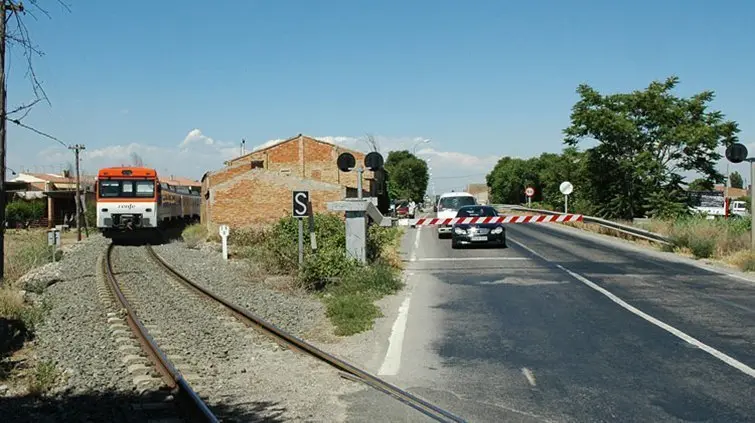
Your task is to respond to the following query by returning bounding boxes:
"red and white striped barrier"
[397,214,584,226]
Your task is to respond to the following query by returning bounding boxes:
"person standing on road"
[408,200,416,218]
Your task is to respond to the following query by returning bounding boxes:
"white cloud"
[180,128,217,149]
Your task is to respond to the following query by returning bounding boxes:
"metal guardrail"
[496,204,672,245]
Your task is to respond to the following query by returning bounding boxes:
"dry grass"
[726,250,755,272]
[181,224,208,248]
[3,230,51,287]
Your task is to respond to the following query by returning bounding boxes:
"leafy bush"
[236,213,405,335]
[6,200,45,226]
[181,224,208,248]
[86,201,97,228]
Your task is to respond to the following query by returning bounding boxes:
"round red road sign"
[525,187,535,197]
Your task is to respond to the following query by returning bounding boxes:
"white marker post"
[560,181,574,214]
[218,224,230,261]
[47,229,60,262]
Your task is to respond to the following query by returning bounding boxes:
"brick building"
[201,134,382,228]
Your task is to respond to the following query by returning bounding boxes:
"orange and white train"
[96,167,200,237]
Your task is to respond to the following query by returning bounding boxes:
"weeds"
[27,360,59,395]
[181,224,208,248]
[3,230,51,285]
[728,250,755,271]
[233,213,405,335]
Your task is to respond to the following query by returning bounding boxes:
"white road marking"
[410,227,421,262]
[416,257,529,262]
[378,292,413,376]
[508,237,755,379]
[521,368,537,387]
[480,278,565,286]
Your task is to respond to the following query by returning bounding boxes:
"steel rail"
[104,244,218,423]
[145,245,466,423]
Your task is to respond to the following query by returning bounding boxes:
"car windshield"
[99,179,155,198]
[457,206,497,217]
[439,196,476,210]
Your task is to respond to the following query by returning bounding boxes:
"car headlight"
[491,226,504,234]
[453,227,466,235]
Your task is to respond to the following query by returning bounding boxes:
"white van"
[435,192,477,238]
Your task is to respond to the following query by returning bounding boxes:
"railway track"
[103,244,218,422]
[143,245,466,423]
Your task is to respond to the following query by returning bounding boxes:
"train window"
[100,180,121,197]
[135,181,155,197]
[98,180,155,198]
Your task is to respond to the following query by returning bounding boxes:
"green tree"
[687,178,715,191]
[563,76,740,219]
[486,157,539,204]
[384,151,429,202]
[730,171,743,189]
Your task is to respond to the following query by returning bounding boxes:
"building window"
[251,160,264,169]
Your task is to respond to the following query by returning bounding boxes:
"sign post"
[218,225,230,261]
[525,186,535,208]
[293,190,310,266]
[560,181,574,214]
[725,143,752,249]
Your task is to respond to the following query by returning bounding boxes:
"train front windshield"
[99,180,156,198]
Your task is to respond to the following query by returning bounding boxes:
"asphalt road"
[343,219,755,422]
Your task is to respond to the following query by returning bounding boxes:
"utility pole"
[69,144,85,241]
[0,1,23,283]
[0,1,8,283]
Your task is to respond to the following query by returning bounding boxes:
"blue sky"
[6,0,755,192]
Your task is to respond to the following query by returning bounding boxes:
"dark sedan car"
[451,205,506,249]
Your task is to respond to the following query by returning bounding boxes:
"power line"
[7,117,68,148]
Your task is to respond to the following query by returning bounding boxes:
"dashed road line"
[509,236,755,380]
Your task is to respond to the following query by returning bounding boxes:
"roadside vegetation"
[187,214,404,336]
[1,230,56,392]
[487,76,755,271]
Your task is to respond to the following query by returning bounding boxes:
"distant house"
[466,183,490,204]
[713,184,748,198]
[7,172,95,228]
[201,134,387,228]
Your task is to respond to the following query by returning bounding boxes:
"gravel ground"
[112,245,357,422]
[152,241,325,337]
[2,234,153,422]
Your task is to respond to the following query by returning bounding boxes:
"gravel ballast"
[2,235,149,422]
[112,245,356,422]
[152,241,325,337]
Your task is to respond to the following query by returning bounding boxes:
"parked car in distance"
[436,192,477,239]
[451,205,506,249]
